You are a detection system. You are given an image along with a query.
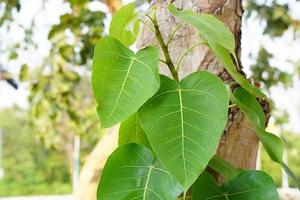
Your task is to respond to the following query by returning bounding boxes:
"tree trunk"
[137,0,262,180]
[73,125,119,200]
[74,1,265,199]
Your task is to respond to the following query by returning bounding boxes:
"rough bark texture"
[137,0,260,175]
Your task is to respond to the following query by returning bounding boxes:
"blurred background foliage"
[0,106,71,195]
[0,0,300,196]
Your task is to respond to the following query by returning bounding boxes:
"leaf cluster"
[92,3,300,200]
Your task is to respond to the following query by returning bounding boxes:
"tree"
[91,1,299,200]
[1,0,299,198]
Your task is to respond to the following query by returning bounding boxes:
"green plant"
[91,3,299,199]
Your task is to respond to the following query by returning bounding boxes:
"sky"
[0,0,300,133]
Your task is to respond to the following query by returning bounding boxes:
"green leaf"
[192,171,279,200]
[19,64,29,81]
[208,40,267,99]
[139,71,229,190]
[208,155,242,180]
[109,3,140,46]
[230,88,282,162]
[168,4,266,99]
[118,113,151,149]
[168,4,235,55]
[92,36,160,128]
[231,87,300,188]
[97,143,183,200]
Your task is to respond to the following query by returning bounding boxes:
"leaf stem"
[159,59,168,65]
[166,21,183,46]
[147,13,179,81]
[175,42,206,71]
[177,193,192,200]
[228,104,237,108]
[138,19,155,33]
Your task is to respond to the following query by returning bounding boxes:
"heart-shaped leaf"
[97,143,183,200]
[192,171,279,200]
[231,87,300,188]
[119,113,151,149]
[92,36,160,128]
[109,3,140,46]
[139,71,229,190]
[168,4,266,99]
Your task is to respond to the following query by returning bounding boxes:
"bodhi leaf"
[97,143,183,200]
[192,171,279,200]
[231,87,300,188]
[92,36,160,128]
[109,3,140,46]
[230,87,283,163]
[207,40,267,99]
[118,113,151,149]
[168,4,266,99]
[168,4,235,55]
[139,71,229,190]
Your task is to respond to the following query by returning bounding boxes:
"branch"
[147,13,179,81]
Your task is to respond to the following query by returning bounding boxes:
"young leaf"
[231,87,300,188]
[109,3,140,46]
[139,71,229,190]
[92,37,160,128]
[168,4,266,99]
[192,171,279,200]
[118,113,151,149]
[97,143,183,200]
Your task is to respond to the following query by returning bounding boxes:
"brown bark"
[137,0,261,174]
[106,0,122,13]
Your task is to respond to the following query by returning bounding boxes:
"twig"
[175,42,206,71]
[147,13,179,81]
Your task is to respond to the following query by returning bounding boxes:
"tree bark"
[73,125,119,200]
[137,0,261,179]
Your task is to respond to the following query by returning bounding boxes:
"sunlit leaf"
[168,4,266,99]
[19,64,29,81]
[118,113,151,149]
[139,71,229,190]
[92,37,160,128]
[109,3,140,46]
[192,171,279,200]
[97,143,183,200]
[168,4,235,55]
[208,40,267,99]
